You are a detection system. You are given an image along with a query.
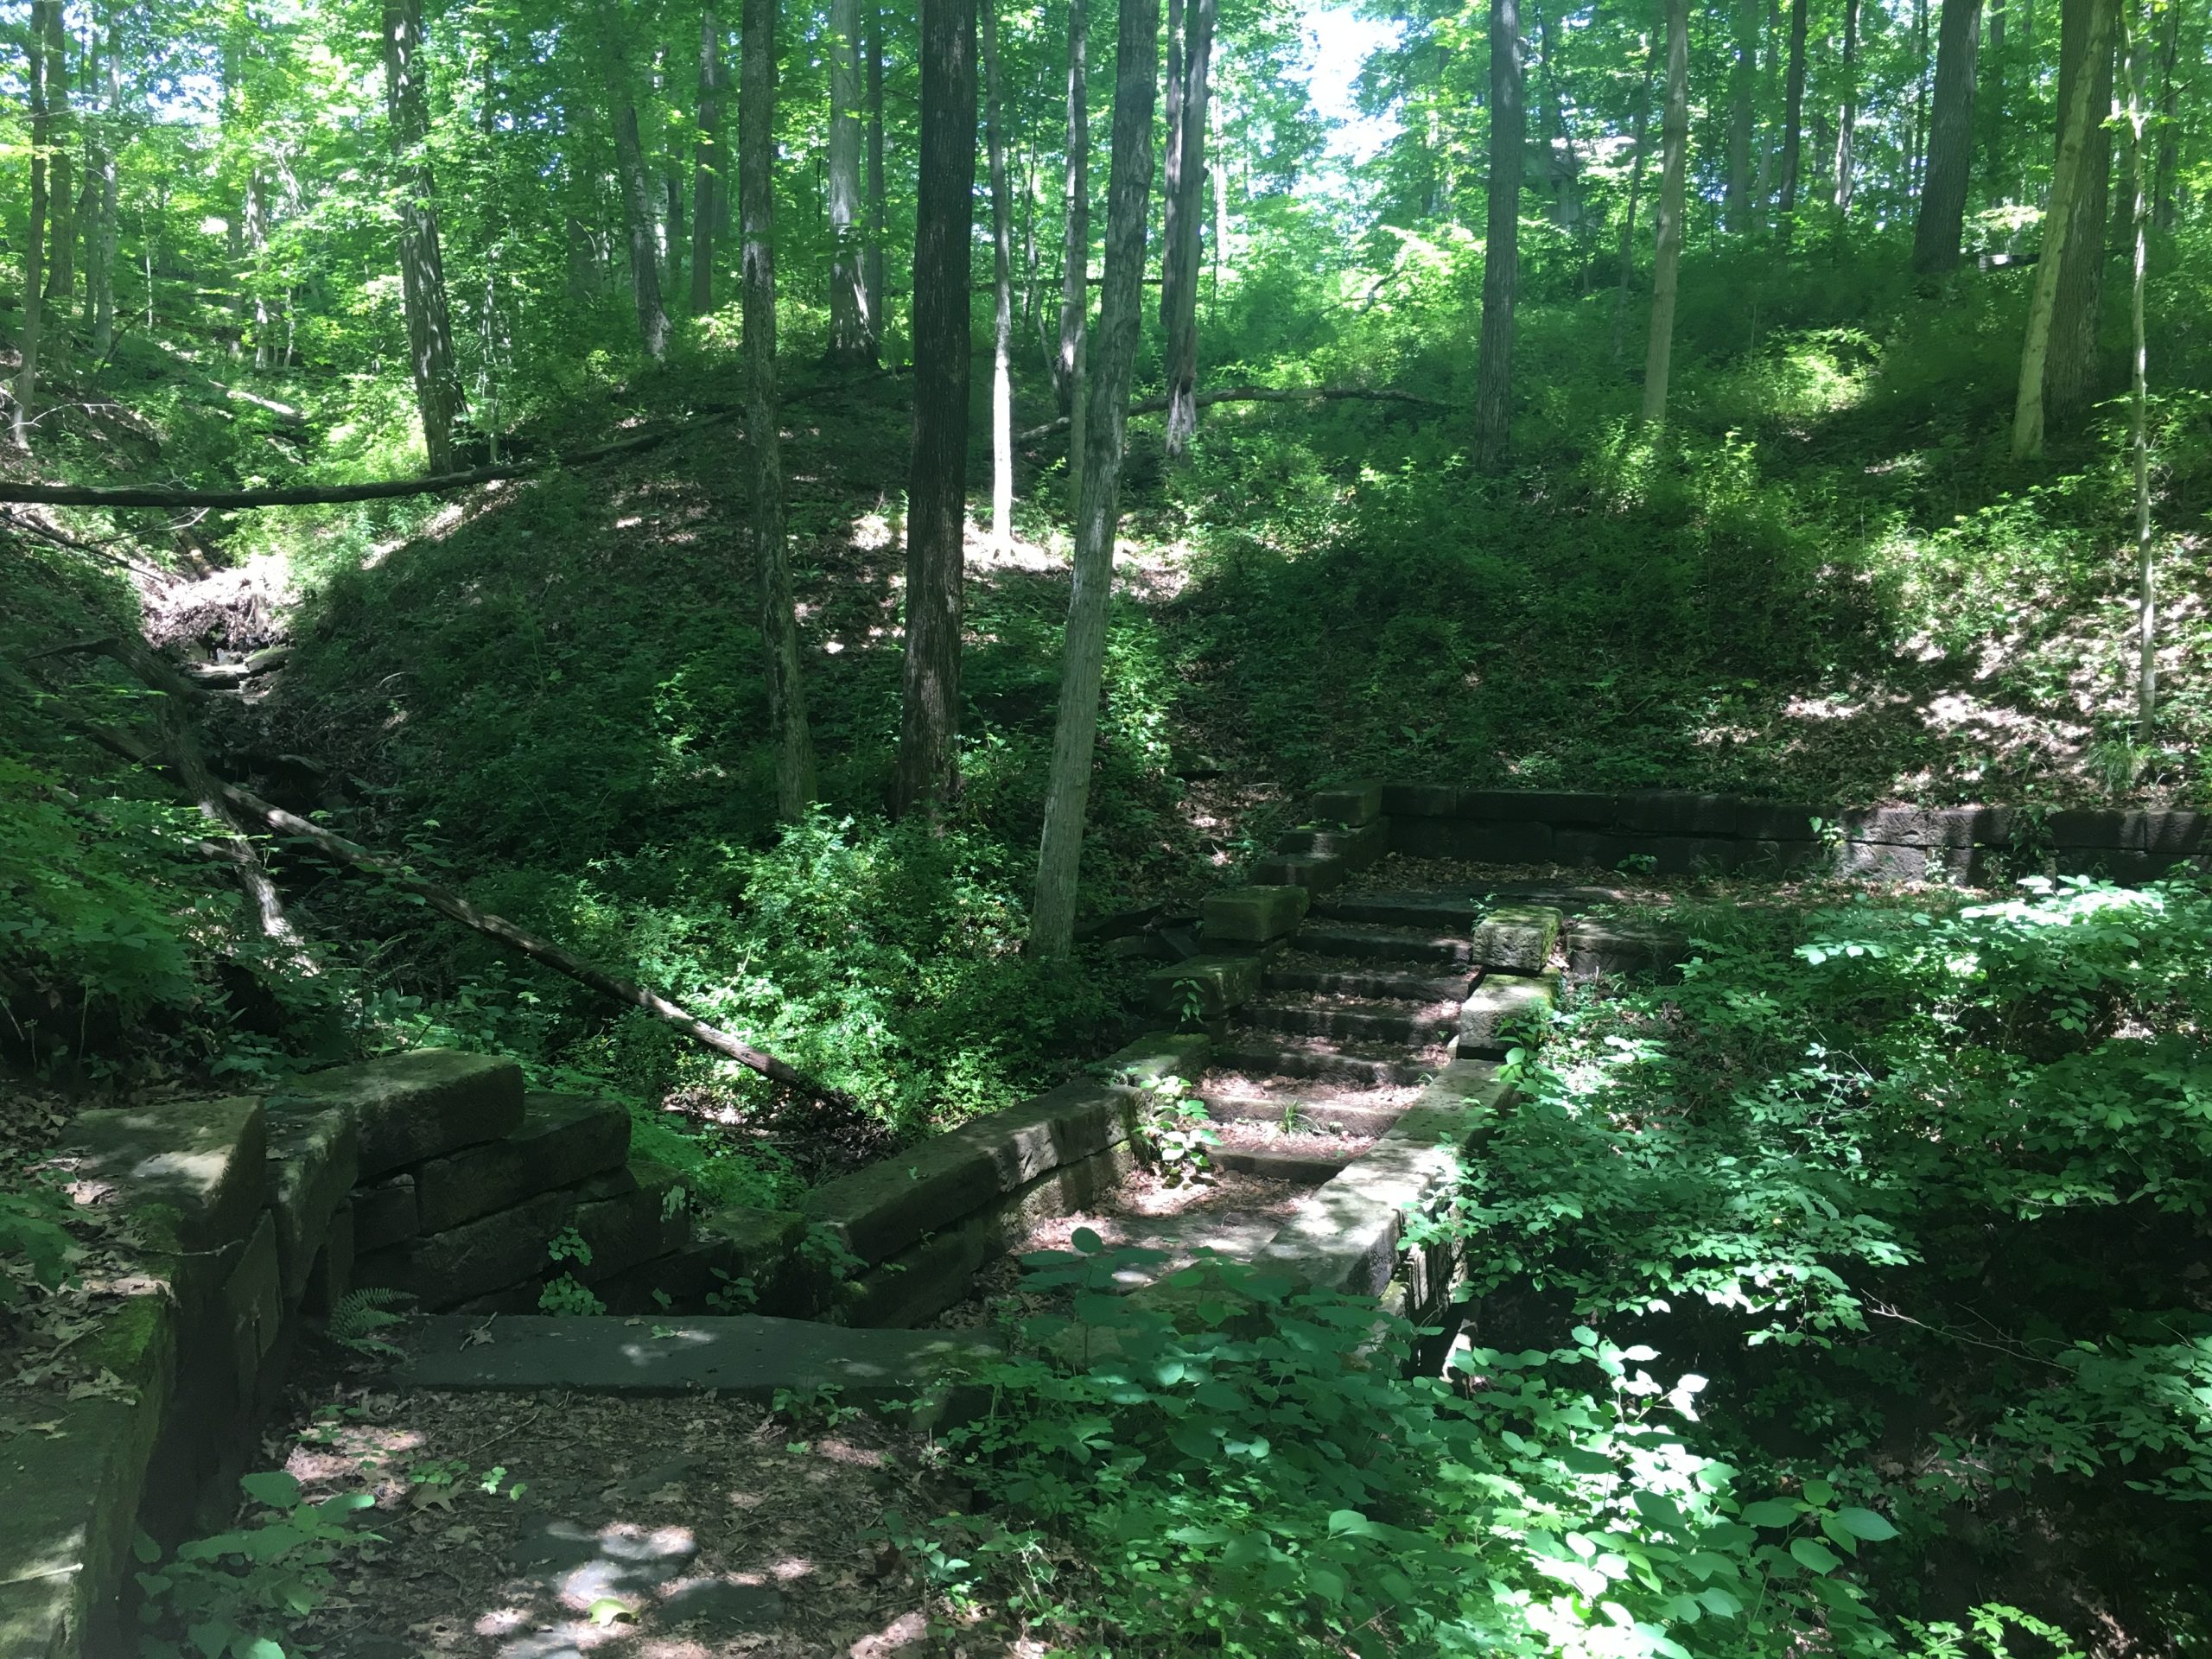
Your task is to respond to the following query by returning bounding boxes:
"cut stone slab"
[293,1049,524,1179]
[0,1293,175,1659]
[1100,1030,1211,1086]
[1458,972,1560,1058]
[1143,953,1263,1020]
[594,1205,812,1318]
[351,1174,419,1252]
[1567,918,1691,980]
[223,1211,285,1394]
[1471,904,1563,973]
[572,1158,691,1283]
[1309,783,1384,826]
[353,1185,573,1307]
[396,1314,1003,1403]
[1208,1145,1355,1184]
[61,1095,267,1255]
[261,1096,359,1306]
[802,1078,1138,1266]
[1276,819,1389,868]
[1252,854,1348,896]
[414,1093,631,1234]
[302,1204,355,1319]
[1200,884,1311,945]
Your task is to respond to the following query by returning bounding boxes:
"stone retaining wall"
[1253,782,2206,892]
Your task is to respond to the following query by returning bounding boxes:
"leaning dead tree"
[42,641,853,1109]
[1015,383,1448,444]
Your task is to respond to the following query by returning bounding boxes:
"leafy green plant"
[537,1272,603,1316]
[134,1471,378,1659]
[1135,1072,1218,1183]
[0,1180,78,1307]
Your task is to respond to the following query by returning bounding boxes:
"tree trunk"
[1031,0,1160,958]
[982,0,1015,549]
[1161,0,1214,461]
[607,72,674,359]
[1474,0,1524,467]
[385,0,465,472]
[1778,0,1808,240]
[1726,0,1758,232]
[741,0,816,819]
[1641,0,1690,424]
[13,0,53,450]
[1909,0,1930,196]
[828,0,874,361]
[1756,0,1782,215]
[2012,0,2112,458]
[1913,0,1982,270]
[1834,0,1861,214]
[2124,0,2153,740]
[892,0,978,817]
[865,0,887,328]
[1055,0,1090,435]
[41,0,74,369]
[690,7,723,315]
[90,16,118,363]
[1980,0,2007,202]
[1611,29,1659,365]
[2046,0,2113,416]
[2150,0,2177,229]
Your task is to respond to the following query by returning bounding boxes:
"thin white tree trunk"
[1641,0,1690,423]
[983,0,1015,551]
[828,0,871,359]
[14,0,54,449]
[2124,0,2153,741]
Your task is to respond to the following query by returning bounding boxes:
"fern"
[325,1287,415,1359]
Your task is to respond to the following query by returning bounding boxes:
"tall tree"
[13,0,54,450]
[1031,0,1160,957]
[865,1,887,327]
[2012,0,2113,457]
[2149,0,2177,229]
[2046,0,2114,416]
[385,0,465,470]
[982,0,1015,549]
[89,14,119,363]
[828,0,873,361]
[1641,0,1690,423]
[1611,29,1659,364]
[1160,0,1215,460]
[1055,0,1090,509]
[690,7,724,315]
[741,0,815,817]
[604,22,673,360]
[1834,0,1862,214]
[41,0,74,369]
[1980,0,2009,202]
[892,0,979,817]
[1726,0,1759,231]
[1777,0,1808,240]
[1474,0,1524,466]
[1913,0,1983,269]
[2123,0,2156,740]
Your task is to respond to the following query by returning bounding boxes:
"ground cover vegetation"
[3,0,2211,1646]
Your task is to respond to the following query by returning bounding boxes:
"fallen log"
[0,408,740,510]
[1015,384,1450,444]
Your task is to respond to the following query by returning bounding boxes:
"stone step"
[1294,920,1471,965]
[1243,995,1458,1045]
[1214,1032,1440,1087]
[1313,891,1481,931]
[1567,918,1692,980]
[1206,1145,1358,1184]
[396,1313,1002,1402]
[1262,956,1472,1002]
[1201,1084,1408,1139]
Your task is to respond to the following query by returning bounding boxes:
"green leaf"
[1071,1227,1104,1255]
[1739,1499,1797,1529]
[586,1597,634,1627]
[238,1471,301,1510]
[1801,1478,1835,1506]
[1830,1506,1899,1541]
[237,1640,287,1659]
[1789,1537,1844,1574]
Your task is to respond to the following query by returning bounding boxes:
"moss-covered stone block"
[1098,1031,1211,1087]
[1275,819,1389,868]
[1309,782,1384,826]
[261,1097,358,1306]
[1143,955,1263,1020]
[1199,884,1311,946]
[63,1096,267,1256]
[1458,972,1560,1057]
[415,1094,631,1234]
[1471,904,1564,973]
[293,1049,524,1178]
[1252,854,1348,896]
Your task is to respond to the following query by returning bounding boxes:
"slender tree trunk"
[1726,0,1758,231]
[2124,0,2153,741]
[829,0,873,360]
[1756,0,1782,217]
[13,0,53,449]
[1161,0,1214,461]
[1641,0,1690,423]
[1913,0,1982,270]
[690,8,723,315]
[1910,0,1931,196]
[1474,0,1524,467]
[982,0,1015,549]
[1032,0,1160,957]
[41,0,74,369]
[741,0,816,818]
[865,0,887,333]
[1834,0,1861,214]
[2012,0,2112,458]
[90,17,118,364]
[2149,0,2177,229]
[892,0,979,817]
[1778,0,1808,240]
[607,64,673,359]
[2047,0,2113,416]
[246,172,271,369]
[1981,0,2008,201]
[1055,0,1090,422]
[1161,0,1184,330]
[1612,29,1659,365]
[384,0,465,471]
